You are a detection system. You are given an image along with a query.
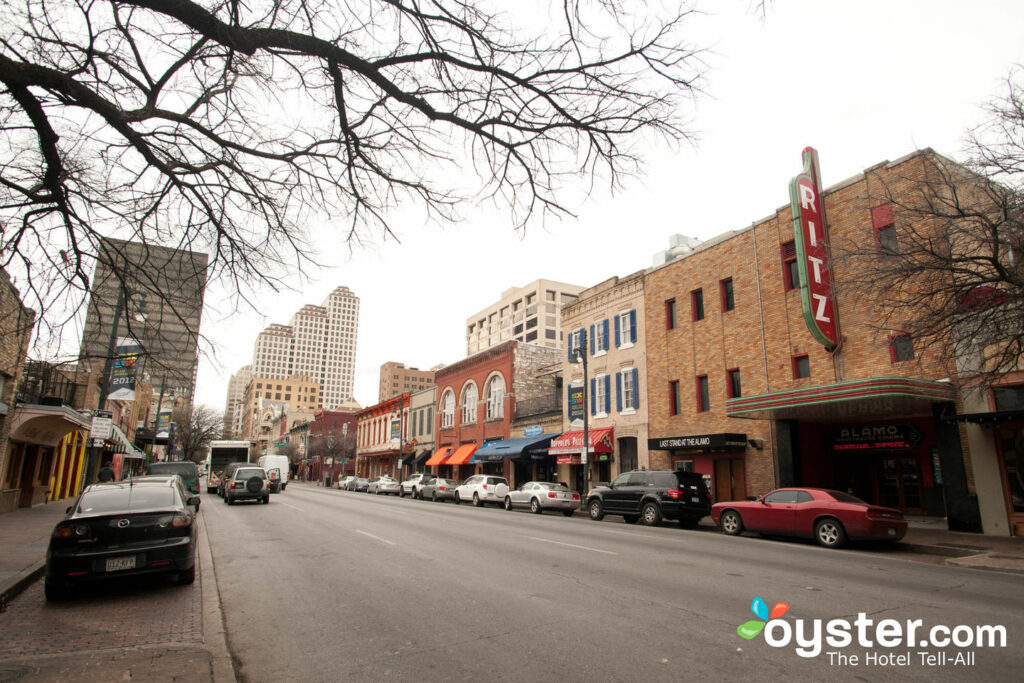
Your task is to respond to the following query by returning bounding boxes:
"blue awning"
[472,433,561,462]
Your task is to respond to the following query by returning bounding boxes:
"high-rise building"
[465,279,585,355]
[224,365,252,439]
[250,286,359,410]
[378,362,437,402]
[79,237,208,404]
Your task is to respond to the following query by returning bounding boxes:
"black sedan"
[44,477,200,601]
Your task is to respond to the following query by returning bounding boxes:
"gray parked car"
[419,477,459,502]
[503,481,581,516]
[352,477,369,492]
[223,466,270,505]
[374,477,400,495]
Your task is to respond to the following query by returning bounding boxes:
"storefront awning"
[110,425,146,458]
[941,408,1024,424]
[725,376,956,421]
[424,446,454,466]
[446,443,478,466]
[473,433,561,462]
[413,449,431,465]
[548,427,614,455]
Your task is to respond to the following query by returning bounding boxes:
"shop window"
[696,375,710,412]
[727,368,742,398]
[691,289,704,321]
[890,334,914,363]
[669,380,681,416]
[793,355,810,379]
[665,299,677,330]
[720,278,735,312]
[994,385,1024,410]
[782,240,799,290]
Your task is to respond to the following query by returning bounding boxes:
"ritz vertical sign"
[789,147,839,348]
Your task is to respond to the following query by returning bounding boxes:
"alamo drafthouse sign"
[831,424,923,451]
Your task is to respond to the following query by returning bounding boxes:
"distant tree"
[831,69,1024,391]
[173,404,225,463]
[0,0,706,355]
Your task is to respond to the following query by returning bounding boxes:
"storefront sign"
[831,424,922,451]
[557,454,581,465]
[523,425,543,436]
[648,433,747,451]
[789,147,839,348]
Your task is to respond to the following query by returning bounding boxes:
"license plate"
[691,496,701,503]
[105,556,136,572]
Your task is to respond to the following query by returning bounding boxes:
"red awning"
[548,427,614,455]
[424,446,453,466]
[446,443,478,466]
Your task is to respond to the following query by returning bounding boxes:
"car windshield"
[78,486,176,513]
[147,463,197,477]
[234,468,265,480]
[827,490,868,504]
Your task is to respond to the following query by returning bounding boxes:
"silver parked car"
[352,477,370,492]
[503,481,581,516]
[419,477,458,503]
[335,476,356,490]
[375,477,400,495]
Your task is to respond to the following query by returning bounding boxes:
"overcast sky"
[193,0,1024,412]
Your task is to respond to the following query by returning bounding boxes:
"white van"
[258,455,291,491]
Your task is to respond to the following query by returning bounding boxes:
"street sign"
[523,425,543,436]
[90,412,113,441]
[581,446,589,465]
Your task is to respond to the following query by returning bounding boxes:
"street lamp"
[572,329,590,498]
[392,395,406,480]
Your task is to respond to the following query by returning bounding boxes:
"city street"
[201,485,1023,682]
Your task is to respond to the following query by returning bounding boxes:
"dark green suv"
[586,469,711,527]
[145,461,200,494]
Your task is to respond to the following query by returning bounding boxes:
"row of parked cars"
[333,468,909,549]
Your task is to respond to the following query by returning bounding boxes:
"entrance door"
[995,426,1024,534]
[880,454,923,512]
[714,458,747,503]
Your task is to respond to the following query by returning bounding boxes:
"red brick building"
[355,394,409,480]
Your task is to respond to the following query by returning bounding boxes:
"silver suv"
[453,475,509,507]
[224,466,270,505]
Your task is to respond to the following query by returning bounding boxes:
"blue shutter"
[614,314,621,348]
[616,372,623,412]
[604,375,611,414]
[590,378,596,415]
[567,331,573,361]
[589,325,595,354]
[602,319,610,351]
[629,310,637,344]
[631,368,640,409]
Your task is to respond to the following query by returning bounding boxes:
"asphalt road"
[204,485,1024,682]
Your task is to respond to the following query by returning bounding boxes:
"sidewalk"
[0,500,235,682]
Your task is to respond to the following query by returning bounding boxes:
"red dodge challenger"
[710,487,907,549]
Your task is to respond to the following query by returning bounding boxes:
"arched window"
[441,389,456,428]
[462,383,478,424]
[486,375,506,419]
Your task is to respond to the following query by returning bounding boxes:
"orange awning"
[424,446,453,466]
[446,443,478,466]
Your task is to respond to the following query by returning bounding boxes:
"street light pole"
[574,329,590,498]
[84,287,125,487]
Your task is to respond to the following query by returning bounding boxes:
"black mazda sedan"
[44,477,200,601]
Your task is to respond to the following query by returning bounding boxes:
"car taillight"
[572,493,580,500]
[548,492,557,498]
[172,515,193,528]
[482,484,488,489]
[867,508,903,520]
[53,523,91,539]
[439,486,447,491]
[667,489,682,500]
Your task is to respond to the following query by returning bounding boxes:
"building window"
[720,278,735,312]
[872,204,898,256]
[890,334,914,363]
[696,375,710,412]
[593,374,609,416]
[793,355,811,379]
[665,299,677,330]
[615,309,637,347]
[691,289,704,321]
[669,380,681,415]
[727,368,742,398]
[441,390,455,428]
[782,240,799,290]
[617,368,639,411]
[462,384,478,424]
[592,319,609,354]
[486,375,505,419]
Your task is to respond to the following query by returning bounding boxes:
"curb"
[198,513,237,682]
[0,564,44,612]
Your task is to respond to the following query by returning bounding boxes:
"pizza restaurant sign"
[831,424,923,451]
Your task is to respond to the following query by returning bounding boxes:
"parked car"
[365,477,382,494]
[132,474,200,510]
[453,475,509,507]
[375,477,400,495]
[336,476,356,490]
[144,461,200,494]
[504,481,581,516]
[223,466,270,505]
[218,461,252,497]
[419,477,458,502]
[586,469,711,527]
[352,477,370,492]
[711,488,908,549]
[44,478,200,601]
[399,473,435,498]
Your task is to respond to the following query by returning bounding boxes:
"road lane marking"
[280,502,307,512]
[356,530,396,546]
[524,536,619,555]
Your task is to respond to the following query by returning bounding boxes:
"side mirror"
[188,496,201,507]
[66,506,74,514]
[758,496,766,504]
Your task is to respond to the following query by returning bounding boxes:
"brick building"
[355,394,409,480]
[644,149,982,531]
[378,361,436,402]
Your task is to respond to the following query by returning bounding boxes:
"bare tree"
[173,403,225,463]
[831,69,1024,391]
[1,0,706,351]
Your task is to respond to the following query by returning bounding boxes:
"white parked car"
[399,473,435,499]
[503,481,581,516]
[453,475,509,507]
[335,476,356,490]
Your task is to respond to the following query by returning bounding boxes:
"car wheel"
[504,496,513,510]
[814,518,847,548]
[641,502,662,526]
[44,582,70,602]
[176,567,196,585]
[472,492,482,507]
[454,492,461,505]
[588,499,604,521]
[432,491,438,502]
[623,515,639,524]
[530,498,543,514]
[226,496,233,505]
[262,496,270,504]
[720,510,744,536]
[562,510,574,517]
